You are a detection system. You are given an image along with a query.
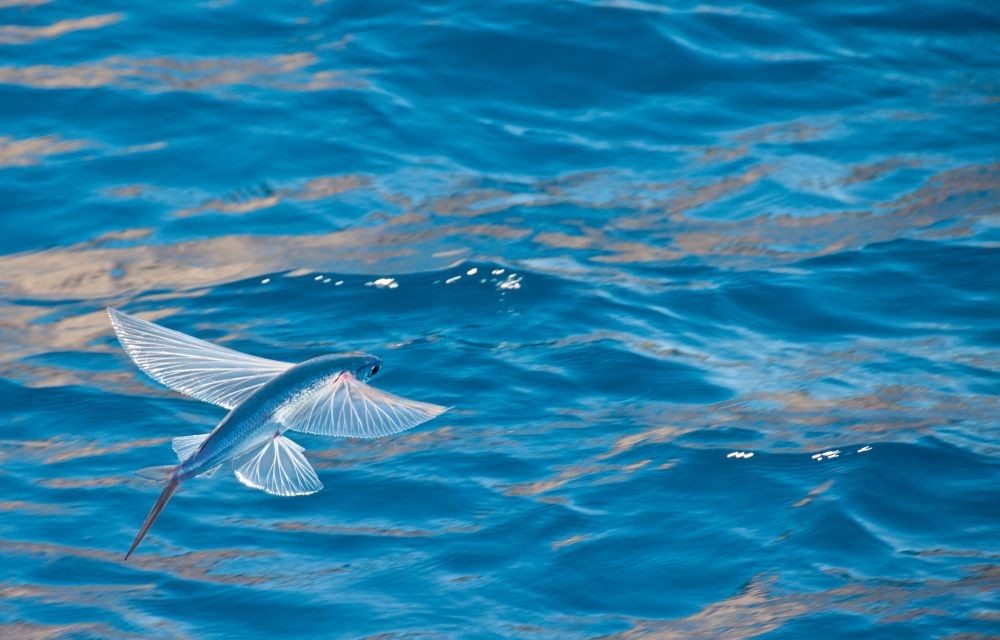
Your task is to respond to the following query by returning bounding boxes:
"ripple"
[0,52,364,93]
[0,13,122,45]
[0,0,997,635]
[0,134,89,167]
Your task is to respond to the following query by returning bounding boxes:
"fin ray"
[172,433,211,461]
[276,372,447,439]
[107,308,292,409]
[233,434,322,497]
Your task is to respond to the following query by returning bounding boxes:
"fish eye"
[371,365,380,376]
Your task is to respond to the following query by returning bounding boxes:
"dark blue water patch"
[847,439,1000,549]
[674,426,766,445]
[378,6,714,103]
[793,241,1000,336]
[801,239,999,294]
[541,340,730,402]
[816,0,1000,36]
[528,528,758,618]
[720,276,901,340]
[784,505,899,574]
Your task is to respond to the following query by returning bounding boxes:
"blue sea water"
[1,0,998,637]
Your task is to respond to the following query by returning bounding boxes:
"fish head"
[301,352,382,382]
[355,353,382,381]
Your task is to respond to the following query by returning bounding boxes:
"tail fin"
[125,472,180,560]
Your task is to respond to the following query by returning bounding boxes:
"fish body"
[107,308,446,559]
[176,354,379,480]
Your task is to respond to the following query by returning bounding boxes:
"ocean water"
[1,0,998,638]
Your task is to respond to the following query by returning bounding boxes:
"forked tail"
[125,472,180,560]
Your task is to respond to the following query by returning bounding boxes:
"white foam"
[812,449,841,461]
[498,274,522,290]
[365,277,398,289]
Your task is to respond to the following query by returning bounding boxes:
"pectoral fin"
[276,371,448,439]
[107,308,293,409]
[233,434,322,497]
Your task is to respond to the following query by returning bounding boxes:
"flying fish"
[106,308,447,559]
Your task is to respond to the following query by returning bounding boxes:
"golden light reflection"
[0,622,121,640]
[232,518,478,538]
[790,479,834,508]
[0,52,364,92]
[0,135,89,167]
[0,539,273,586]
[0,501,67,515]
[552,534,588,550]
[603,565,1000,639]
[0,433,170,465]
[171,175,369,217]
[0,225,445,300]
[0,581,171,638]
[0,14,122,46]
[0,0,53,8]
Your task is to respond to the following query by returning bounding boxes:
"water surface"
[1,0,998,638]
